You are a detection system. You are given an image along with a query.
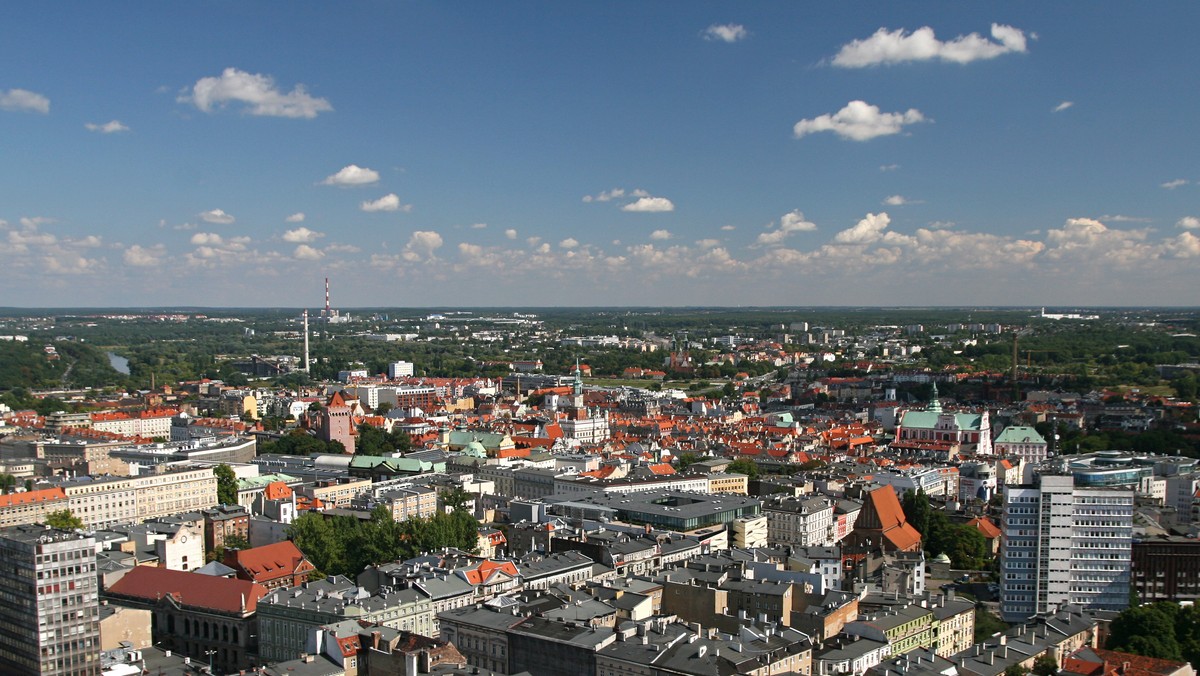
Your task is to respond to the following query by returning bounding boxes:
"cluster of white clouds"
[180,68,332,119]
[794,101,927,141]
[830,23,1027,67]
[755,210,817,246]
[4,210,1197,306]
[1162,179,1191,190]
[583,187,675,212]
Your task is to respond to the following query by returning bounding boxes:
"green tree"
[727,458,759,480]
[676,452,701,471]
[441,486,472,511]
[1107,603,1183,661]
[214,463,238,505]
[1031,654,1057,676]
[1004,665,1029,676]
[975,607,1009,643]
[0,473,16,493]
[45,509,84,530]
[287,512,347,576]
[901,489,932,540]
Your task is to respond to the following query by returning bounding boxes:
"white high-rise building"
[1000,474,1133,622]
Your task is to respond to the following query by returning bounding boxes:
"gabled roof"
[966,517,1002,540]
[106,565,267,614]
[231,541,313,582]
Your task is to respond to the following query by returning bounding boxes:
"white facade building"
[1000,474,1133,622]
[763,496,834,547]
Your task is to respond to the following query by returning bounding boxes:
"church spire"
[573,358,583,397]
[929,380,942,413]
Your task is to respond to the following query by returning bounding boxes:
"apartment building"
[0,525,100,675]
[1000,474,1133,623]
[60,467,217,529]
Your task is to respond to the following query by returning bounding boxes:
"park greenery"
[287,504,479,578]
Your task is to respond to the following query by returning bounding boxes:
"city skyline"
[3,3,1199,307]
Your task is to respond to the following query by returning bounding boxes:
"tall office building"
[1000,474,1133,623]
[0,525,100,675]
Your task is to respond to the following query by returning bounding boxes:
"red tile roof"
[0,487,65,508]
[967,517,1002,540]
[106,565,266,614]
[231,541,313,583]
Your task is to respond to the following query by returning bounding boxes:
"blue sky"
[2,3,1198,307]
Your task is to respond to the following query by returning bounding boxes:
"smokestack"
[303,310,310,373]
[324,277,331,317]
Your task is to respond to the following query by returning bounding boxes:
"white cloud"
[293,244,324,260]
[880,164,901,172]
[402,230,443,261]
[470,222,488,229]
[84,120,130,133]
[1165,231,1200,259]
[42,252,103,276]
[834,212,893,244]
[190,232,224,246]
[70,235,103,248]
[831,23,1027,67]
[1177,216,1200,230]
[1044,217,1155,266]
[504,228,517,240]
[756,209,818,246]
[285,212,306,223]
[703,24,748,43]
[621,196,675,212]
[321,164,380,186]
[650,230,673,240]
[360,193,410,212]
[926,221,956,230]
[793,101,927,141]
[582,188,625,203]
[559,238,580,249]
[200,209,235,224]
[283,227,324,243]
[883,195,913,206]
[124,244,164,267]
[1052,101,1074,113]
[325,243,361,254]
[1098,214,1151,223]
[695,239,721,249]
[180,67,332,118]
[720,225,736,231]
[1161,179,1190,190]
[0,88,50,114]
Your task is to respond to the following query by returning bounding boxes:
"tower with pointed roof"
[929,381,942,413]
[318,390,356,454]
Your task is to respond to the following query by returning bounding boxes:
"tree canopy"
[287,505,479,578]
[214,463,238,505]
[1107,602,1200,666]
[45,509,84,531]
